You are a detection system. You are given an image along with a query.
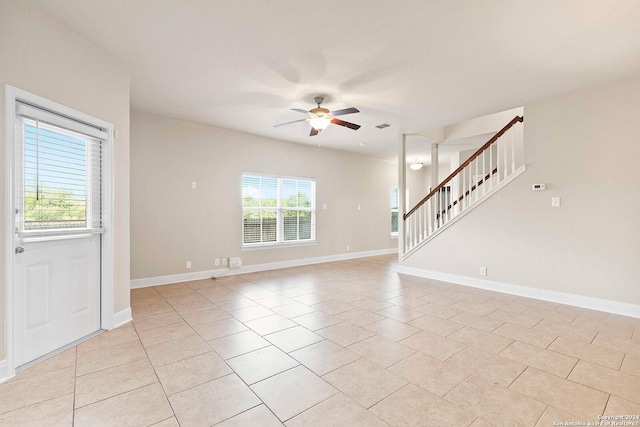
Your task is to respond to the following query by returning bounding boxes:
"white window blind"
[242,173,315,246]
[15,101,105,238]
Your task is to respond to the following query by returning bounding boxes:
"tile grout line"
[15,254,640,425]
[618,353,627,372]
[130,315,180,424]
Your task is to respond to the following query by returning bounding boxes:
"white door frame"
[3,85,115,379]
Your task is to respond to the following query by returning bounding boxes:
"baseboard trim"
[112,307,132,328]
[396,265,640,319]
[131,248,398,289]
[0,309,132,384]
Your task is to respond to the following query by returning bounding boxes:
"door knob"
[15,247,24,254]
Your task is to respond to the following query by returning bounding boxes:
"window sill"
[242,240,317,251]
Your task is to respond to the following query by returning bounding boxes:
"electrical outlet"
[551,196,561,207]
[480,267,487,276]
[191,181,197,189]
[186,261,192,269]
[222,258,227,266]
[215,258,220,266]
[229,257,242,268]
[346,245,350,251]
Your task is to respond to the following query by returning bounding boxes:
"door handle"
[15,247,24,254]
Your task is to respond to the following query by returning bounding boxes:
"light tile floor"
[1,254,640,426]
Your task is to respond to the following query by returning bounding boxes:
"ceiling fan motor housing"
[310,107,331,118]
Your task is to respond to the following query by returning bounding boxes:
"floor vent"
[375,123,392,129]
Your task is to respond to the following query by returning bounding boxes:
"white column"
[398,134,407,257]
[430,142,439,227]
[430,142,439,188]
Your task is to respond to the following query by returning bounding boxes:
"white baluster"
[418,207,423,242]
[463,167,468,209]
[425,201,430,236]
[468,162,472,205]
[423,204,427,238]
[436,194,439,229]
[503,133,507,180]
[463,166,466,208]
[404,219,409,251]
[407,217,412,251]
[489,143,493,188]
[430,198,434,232]
[511,129,516,174]
[482,151,486,195]
[433,196,438,230]
[474,157,479,201]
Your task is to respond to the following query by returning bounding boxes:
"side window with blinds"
[15,101,105,238]
[242,173,316,247]
[391,187,399,235]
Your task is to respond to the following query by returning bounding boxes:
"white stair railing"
[403,116,524,256]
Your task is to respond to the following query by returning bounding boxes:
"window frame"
[241,172,316,249]
[14,101,107,242]
[17,118,103,239]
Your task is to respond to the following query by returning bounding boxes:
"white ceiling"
[29,0,640,160]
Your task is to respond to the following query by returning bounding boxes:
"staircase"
[402,116,525,258]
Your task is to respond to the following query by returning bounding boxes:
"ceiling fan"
[274,96,361,136]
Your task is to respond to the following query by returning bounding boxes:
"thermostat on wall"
[531,183,546,191]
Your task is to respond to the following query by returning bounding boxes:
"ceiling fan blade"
[310,127,319,136]
[331,118,361,130]
[332,107,359,116]
[291,108,309,114]
[274,118,308,128]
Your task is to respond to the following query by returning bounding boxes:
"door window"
[14,101,105,240]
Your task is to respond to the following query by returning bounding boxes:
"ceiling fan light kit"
[274,96,361,136]
[309,116,331,131]
[410,161,423,170]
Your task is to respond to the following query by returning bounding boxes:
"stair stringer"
[402,164,526,261]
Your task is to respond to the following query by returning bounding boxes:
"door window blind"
[15,101,105,237]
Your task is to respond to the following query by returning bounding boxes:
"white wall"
[0,0,131,357]
[405,166,429,208]
[443,107,523,141]
[401,74,640,307]
[130,112,397,280]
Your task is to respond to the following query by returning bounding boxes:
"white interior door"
[12,99,105,367]
[14,237,100,366]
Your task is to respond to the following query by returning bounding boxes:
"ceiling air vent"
[375,123,392,129]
